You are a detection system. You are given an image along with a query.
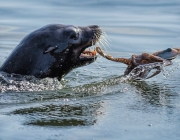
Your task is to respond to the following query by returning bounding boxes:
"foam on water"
[0,72,62,93]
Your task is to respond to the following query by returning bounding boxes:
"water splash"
[0,72,62,93]
[127,62,163,80]
[71,76,130,95]
[127,59,180,80]
[162,59,180,78]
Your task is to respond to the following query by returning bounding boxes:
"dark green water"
[0,0,180,140]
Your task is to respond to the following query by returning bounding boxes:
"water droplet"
[148,124,152,126]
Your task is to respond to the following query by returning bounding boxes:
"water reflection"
[130,80,178,106]
[0,74,179,130]
[72,75,179,108]
[11,99,104,126]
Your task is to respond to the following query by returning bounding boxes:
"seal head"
[0,24,102,80]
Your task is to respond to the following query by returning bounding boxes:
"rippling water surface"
[0,0,180,140]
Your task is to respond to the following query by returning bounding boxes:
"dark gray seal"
[0,24,102,80]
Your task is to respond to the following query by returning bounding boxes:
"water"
[0,0,180,139]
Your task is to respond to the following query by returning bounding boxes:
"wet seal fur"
[0,24,102,80]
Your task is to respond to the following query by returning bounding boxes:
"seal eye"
[70,32,79,40]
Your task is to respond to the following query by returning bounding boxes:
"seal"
[0,24,102,80]
[96,47,180,79]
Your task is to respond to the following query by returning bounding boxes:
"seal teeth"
[80,48,97,58]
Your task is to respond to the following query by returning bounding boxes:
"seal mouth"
[78,26,102,61]
[79,49,97,59]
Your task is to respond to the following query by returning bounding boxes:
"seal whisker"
[92,39,94,46]
[99,39,109,52]
[102,35,110,45]
[93,33,101,44]
[98,33,110,52]
[99,31,110,51]
[102,31,111,42]
[100,36,110,48]
[100,32,111,49]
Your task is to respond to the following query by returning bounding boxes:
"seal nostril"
[70,34,76,39]
[70,32,79,40]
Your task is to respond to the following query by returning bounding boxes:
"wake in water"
[0,72,62,93]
